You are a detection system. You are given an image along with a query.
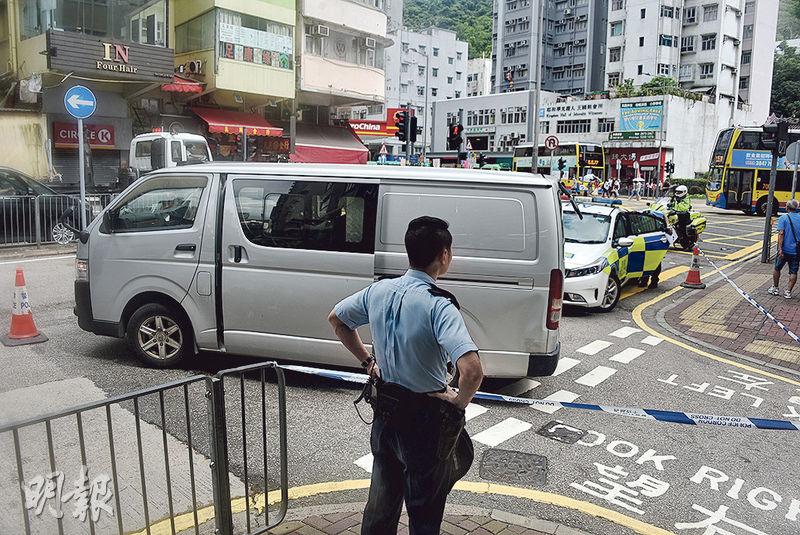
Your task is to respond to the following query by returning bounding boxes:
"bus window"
[711,128,734,165]
[733,131,761,150]
[706,167,723,191]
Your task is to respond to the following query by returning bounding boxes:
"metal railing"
[0,194,115,247]
[0,362,289,535]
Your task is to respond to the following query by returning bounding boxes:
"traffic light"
[666,161,675,176]
[557,157,566,172]
[761,120,789,154]
[447,123,464,151]
[409,115,418,143]
[395,110,408,143]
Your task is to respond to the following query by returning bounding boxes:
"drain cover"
[536,420,587,444]
[479,449,547,486]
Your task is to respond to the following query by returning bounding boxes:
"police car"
[563,199,674,311]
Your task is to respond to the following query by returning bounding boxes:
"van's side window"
[233,180,377,253]
[171,141,182,163]
[111,177,207,232]
[135,141,152,158]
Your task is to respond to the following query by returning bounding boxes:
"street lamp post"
[530,0,546,172]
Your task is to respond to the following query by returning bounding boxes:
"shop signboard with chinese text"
[731,149,790,169]
[620,100,663,132]
[609,131,657,141]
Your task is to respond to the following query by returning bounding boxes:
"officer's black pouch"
[374,382,408,423]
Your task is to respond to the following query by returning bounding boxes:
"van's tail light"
[76,259,88,281]
[546,268,564,330]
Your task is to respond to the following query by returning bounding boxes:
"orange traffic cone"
[681,247,707,290]
[1,268,48,346]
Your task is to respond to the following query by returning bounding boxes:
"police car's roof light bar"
[590,197,623,206]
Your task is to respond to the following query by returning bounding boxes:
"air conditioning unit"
[364,37,376,48]
[564,8,572,15]
[733,38,741,46]
[314,25,330,36]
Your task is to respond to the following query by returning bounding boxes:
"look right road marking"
[577,340,613,355]
[472,417,532,447]
[574,366,617,387]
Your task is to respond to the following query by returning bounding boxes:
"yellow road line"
[631,275,800,388]
[722,237,776,261]
[620,265,689,301]
[702,236,760,244]
[137,479,676,535]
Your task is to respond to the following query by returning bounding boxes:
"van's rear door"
[219,174,378,365]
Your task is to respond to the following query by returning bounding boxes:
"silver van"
[74,163,563,378]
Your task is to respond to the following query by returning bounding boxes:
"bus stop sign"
[544,136,559,151]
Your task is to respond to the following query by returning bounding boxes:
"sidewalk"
[661,256,800,373]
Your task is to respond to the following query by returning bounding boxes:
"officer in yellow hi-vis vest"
[563,200,672,312]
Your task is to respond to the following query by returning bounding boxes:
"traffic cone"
[1,268,48,346]
[681,247,707,290]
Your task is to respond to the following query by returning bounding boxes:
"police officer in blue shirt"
[328,216,484,535]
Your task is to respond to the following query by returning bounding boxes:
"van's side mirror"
[59,206,90,244]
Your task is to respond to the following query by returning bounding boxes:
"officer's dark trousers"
[361,397,466,535]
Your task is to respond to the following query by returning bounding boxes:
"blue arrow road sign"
[63,85,96,119]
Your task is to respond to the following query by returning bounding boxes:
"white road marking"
[472,417,532,447]
[498,378,541,397]
[609,347,646,364]
[355,453,373,473]
[610,326,642,339]
[576,340,613,355]
[575,366,617,387]
[465,403,488,421]
[0,254,75,265]
[533,390,581,414]
[552,357,581,376]
[621,319,632,323]
[642,336,664,346]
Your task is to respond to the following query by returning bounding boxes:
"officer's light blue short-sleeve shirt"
[777,212,800,255]
[334,269,478,393]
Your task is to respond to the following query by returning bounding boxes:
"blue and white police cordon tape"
[282,364,799,431]
[696,246,800,346]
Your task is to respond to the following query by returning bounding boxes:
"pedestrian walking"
[768,199,800,299]
[611,177,621,198]
[602,179,612,198]
[329,216,484,535]
[629,177,644,201]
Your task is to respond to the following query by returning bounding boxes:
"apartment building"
[605,0,778,123]
[467,57,493,96]
[492,0,608,96]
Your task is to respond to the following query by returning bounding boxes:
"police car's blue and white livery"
[563,200,674,311]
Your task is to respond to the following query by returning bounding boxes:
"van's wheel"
[597,273,621,312]
[126,303,191,368]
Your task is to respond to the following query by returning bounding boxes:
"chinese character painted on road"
[675,504,768,535]
[24,465,114,521]
[570,463,669,515]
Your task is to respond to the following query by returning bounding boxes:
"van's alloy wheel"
[126,303,190,367]
[138,315,182,360]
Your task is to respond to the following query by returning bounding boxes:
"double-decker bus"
[706,127,797,215]
[512,143,605,186]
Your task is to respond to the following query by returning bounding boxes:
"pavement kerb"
[139,479,677,535]
[632,253,800,388]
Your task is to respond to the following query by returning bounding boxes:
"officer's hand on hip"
[367,360,381,380]
[429,386,465,410]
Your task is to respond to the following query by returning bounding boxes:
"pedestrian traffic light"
[666,161,675,176]
[761,120,790,154]
[557,157,566,172]
[395,111,408,143]
[409,115,418,143]
[447,123,464,151]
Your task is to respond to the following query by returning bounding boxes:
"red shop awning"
[161,75,204,94]
[191,107,283,137]
[289,124,368,164]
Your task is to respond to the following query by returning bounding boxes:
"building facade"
[492,0,608,96]
[431,90,762,179]
[605,0,778,124]
[467,56,493,96]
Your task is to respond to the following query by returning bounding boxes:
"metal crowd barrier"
[0,194,115,247]
[0,361,289,535]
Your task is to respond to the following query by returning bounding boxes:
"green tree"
[404,0,493,58]
[771,44,800,117]
[614,79,637,98]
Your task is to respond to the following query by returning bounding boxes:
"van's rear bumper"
[527,342,561,377]
[74,281,122,337]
